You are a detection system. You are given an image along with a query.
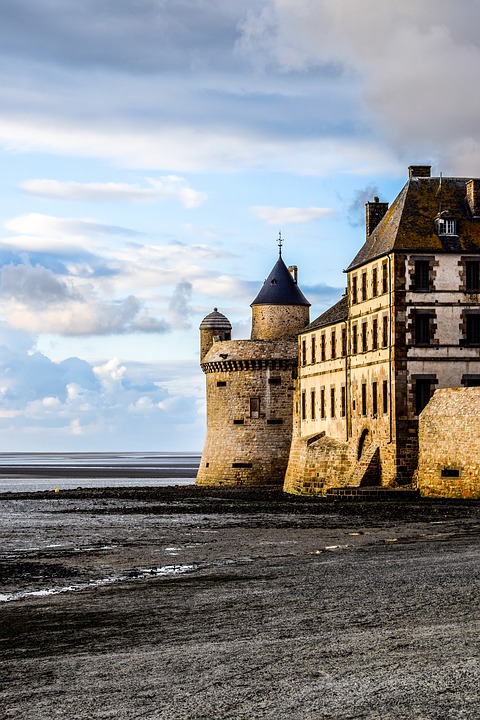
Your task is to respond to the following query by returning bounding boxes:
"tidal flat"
[0,486,479,719]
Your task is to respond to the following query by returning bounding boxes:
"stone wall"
[416,387,480,498]
[284,430,351,495]
[251,304,309,340]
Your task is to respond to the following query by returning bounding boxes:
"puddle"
[0,563,198,603]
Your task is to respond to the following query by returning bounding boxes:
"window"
[437,218,456,235]
[415,379,433,415]
[382,262,388,294]
[250,397,260,418]
[341,386,346,417]
[311,390,316,420]
[301,392,306,420]
[341,327,347,357]
[361,272,367,301]
[466,314,480,345]
[268,377,281,385]
[321,334,326,361]
[331,330,336,359]
[462,375,480,387]
[301,339,307,366]
[352,276,358,304]
[217,381,227,387]
[414,313,434,346]
[382,316,389,348]
[382,380,388,414]
[372,267,378,297]
[311,335,316,364]
[361,322,368,353]
[361,383,367,416]
[414,260,430,292]
[352,325,358,354]
[320,388,326,419]
[466,260,480,292]
[372,318,378,350]
[372,381,378,416]
[330,387,336,418]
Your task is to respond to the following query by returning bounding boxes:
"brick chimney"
[466,179,480,217]
[365,196,389,237]
[408,165,431,178]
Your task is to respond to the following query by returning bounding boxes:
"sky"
[2,0,480,452]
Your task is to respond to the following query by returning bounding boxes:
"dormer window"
[436,215,457,236]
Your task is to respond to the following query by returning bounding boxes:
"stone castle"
[197,166,480,499]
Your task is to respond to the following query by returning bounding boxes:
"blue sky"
[1,0,480,452]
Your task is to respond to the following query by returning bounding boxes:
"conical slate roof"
[251,255,310,307]
[199,308,232,330]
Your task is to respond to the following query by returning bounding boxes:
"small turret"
[199,308,232,361]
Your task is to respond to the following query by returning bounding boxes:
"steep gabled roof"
[251,255,310,306]
[347,176,480,271]
[304,295,347,332]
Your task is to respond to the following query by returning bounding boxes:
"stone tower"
[196,247,310,487]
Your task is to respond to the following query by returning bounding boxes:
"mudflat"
[0,486,479,719]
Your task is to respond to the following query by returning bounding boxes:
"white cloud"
[20,176,208,208]
[250,205,334,224]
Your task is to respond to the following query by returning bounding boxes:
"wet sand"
[1,486,479,719]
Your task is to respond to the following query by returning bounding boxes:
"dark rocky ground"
[0,486,479,719]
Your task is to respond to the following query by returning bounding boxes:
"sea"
[0,452,200,493]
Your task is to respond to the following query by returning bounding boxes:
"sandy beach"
[1,486,479,719]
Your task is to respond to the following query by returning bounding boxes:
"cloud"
[168,280,193,330]
[0,322,205,450]
[250,205,334,224]
[0,260,170,336]
[346,184,380,228]
[20,176,208,208]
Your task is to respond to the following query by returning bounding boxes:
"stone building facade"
[198,167,480,497]
[196,252,310,486]
[285,166,480,494]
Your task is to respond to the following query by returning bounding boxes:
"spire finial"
[277,230,283,257]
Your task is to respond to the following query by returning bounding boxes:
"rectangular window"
[382,316,389,347]
[341,386,346,417]
[372,381,378,416]
[415,313,433,345]
[372,318,378,350]
[362,322,368,353]
[268,377,281,385]
[301,339,307,366]
[320,388,326,419]
[250,397,260,418]
[311,335,316,364]
[382,380,388,414]
[321,334,326,361]
[466,260,480,292]
[372,267,378,297]
[382,262,388,294]
[466,314,480,345]
[352,325,358,354]
[301,392,306,420]
[217,381,227,387]
[361,272,367,301]
[341,327,347,357]
[352,276,358,304]
[414,260,430,292]
[331,330,336,359]
[361,384,367,416]
[330,387,335,418]
[311,390,316,420]
[415,380,432,415]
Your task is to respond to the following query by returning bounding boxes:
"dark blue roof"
[251,256,310,307]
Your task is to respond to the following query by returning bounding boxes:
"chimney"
[365,196,389,237]
[466,179,480,217]
[288,265,298,283]
[408,165,431,178]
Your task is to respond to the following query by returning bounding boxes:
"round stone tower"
[251,252,310,340]
[196,246,310,487]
